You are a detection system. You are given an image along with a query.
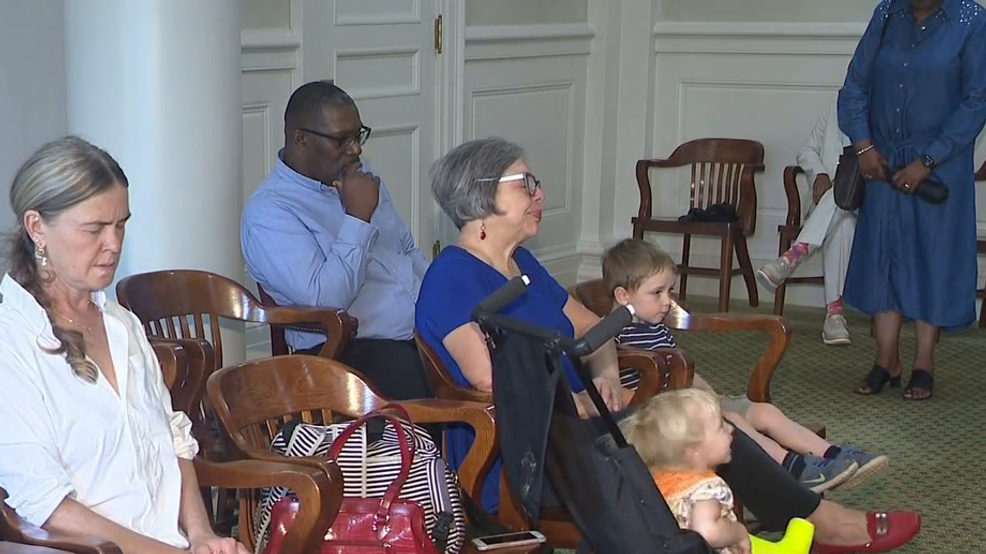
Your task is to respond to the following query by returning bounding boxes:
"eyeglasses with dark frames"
[475,172,542,196]
[299,125,372,149]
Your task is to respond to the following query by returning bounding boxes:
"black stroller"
[472,276,715,554]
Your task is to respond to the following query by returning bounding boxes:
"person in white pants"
[757,99,855,345]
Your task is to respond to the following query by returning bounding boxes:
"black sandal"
[903,369,934,401]
[854,364,902,395]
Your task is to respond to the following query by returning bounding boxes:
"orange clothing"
[651,469,740,554]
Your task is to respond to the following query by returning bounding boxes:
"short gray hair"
[430,137,525,229]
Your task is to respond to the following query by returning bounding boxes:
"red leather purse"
[261,405,439,554]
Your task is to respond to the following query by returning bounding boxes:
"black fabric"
[676,203,739,223]
[491,331,714,554]
[299,338,433,401]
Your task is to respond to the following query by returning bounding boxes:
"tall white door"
[302,0,444,258]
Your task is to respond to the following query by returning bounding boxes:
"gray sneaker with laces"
[756,255,797,292]
[799,454,858,493]
[834,443,890,489]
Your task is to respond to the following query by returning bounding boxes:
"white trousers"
[795,188,856,306]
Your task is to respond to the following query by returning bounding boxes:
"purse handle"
[326,403,416,533]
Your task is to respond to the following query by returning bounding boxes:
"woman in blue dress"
[415,137,921,552]
[839,0,986,400]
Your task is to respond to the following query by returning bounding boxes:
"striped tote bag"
[253,409,466,554]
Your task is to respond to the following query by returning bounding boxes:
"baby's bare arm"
[688,499,748,549]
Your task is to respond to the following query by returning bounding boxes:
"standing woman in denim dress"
[839,0,986,401]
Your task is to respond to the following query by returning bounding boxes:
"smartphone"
[471,530,546,551]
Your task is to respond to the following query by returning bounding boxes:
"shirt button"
[921,25,926,31]
[911,43,916,48]
[903,62,908,67]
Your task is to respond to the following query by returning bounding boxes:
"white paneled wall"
[464,24,593,286]
[580,11,986,312]
[624,22,866,308]
[240,0,302,359]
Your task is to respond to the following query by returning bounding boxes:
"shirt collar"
[889,0,958,18]
[1,273,107,335]
[273,148,330,193]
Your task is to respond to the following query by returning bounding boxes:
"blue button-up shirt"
[241,151,428,350]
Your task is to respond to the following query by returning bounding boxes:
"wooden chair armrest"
[616,348,695,406]
[0,497,121,554]
[672,312,792,403]
[194,458,343,554]
[395,399,497,506]
[783,166,805,228]
[0,543,81,554]
[261,306,358,359]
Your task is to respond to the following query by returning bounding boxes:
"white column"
[64,0,245,360]
[578,0,656,280]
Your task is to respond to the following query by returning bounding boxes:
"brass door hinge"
[432,240,442,259]
[434,15,443,54]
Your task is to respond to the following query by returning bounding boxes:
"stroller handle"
[471,274,530,320]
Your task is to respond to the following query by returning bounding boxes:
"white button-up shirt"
[0,275,198,548]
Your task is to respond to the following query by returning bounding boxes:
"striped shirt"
[616,321,677,389]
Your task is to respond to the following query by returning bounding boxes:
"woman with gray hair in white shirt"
[757,99,856,345]
[0,136,248,554]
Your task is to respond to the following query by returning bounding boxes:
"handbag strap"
[327,403,416,527]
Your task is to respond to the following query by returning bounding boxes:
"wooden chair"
[205,354,498,552]
[116,269,356,533]
[632,139,765,313]
[255,284,356,356]
[0,544,74,554]
[773,166,824,316]
[116,269,356,364]
[413,329,691,548]
[569,279,796,405]
[0,342,345,554]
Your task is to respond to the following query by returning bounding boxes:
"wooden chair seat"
[633,139,765,313]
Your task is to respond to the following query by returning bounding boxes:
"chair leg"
[980,295,986,328]
[735,235,759,308]
[718,233,735,313]
[679,234,692,301]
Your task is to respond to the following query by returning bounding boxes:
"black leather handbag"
[833,145,866,211]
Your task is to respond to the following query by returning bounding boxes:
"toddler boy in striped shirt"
[602,238,886,493]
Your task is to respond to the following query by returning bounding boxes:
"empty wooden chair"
[632,139,764,313]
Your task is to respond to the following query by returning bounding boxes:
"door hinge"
[432,240,442,259]
[434,15,443,54]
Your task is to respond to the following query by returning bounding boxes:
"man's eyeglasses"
[299,125,372,149]
[475,172,542,196]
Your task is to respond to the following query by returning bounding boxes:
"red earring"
[480,222,487,240]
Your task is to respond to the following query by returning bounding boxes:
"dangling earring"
[34,243,48,268]
[479,222,487,241]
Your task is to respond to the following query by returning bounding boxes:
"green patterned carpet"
[668,296,986,553]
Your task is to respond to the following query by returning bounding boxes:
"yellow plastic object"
[749,517,815,554]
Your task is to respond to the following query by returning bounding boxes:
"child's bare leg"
[723,411,787,464]
[744,402,831,456]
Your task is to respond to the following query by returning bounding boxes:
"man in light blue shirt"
[241,81,431,401]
